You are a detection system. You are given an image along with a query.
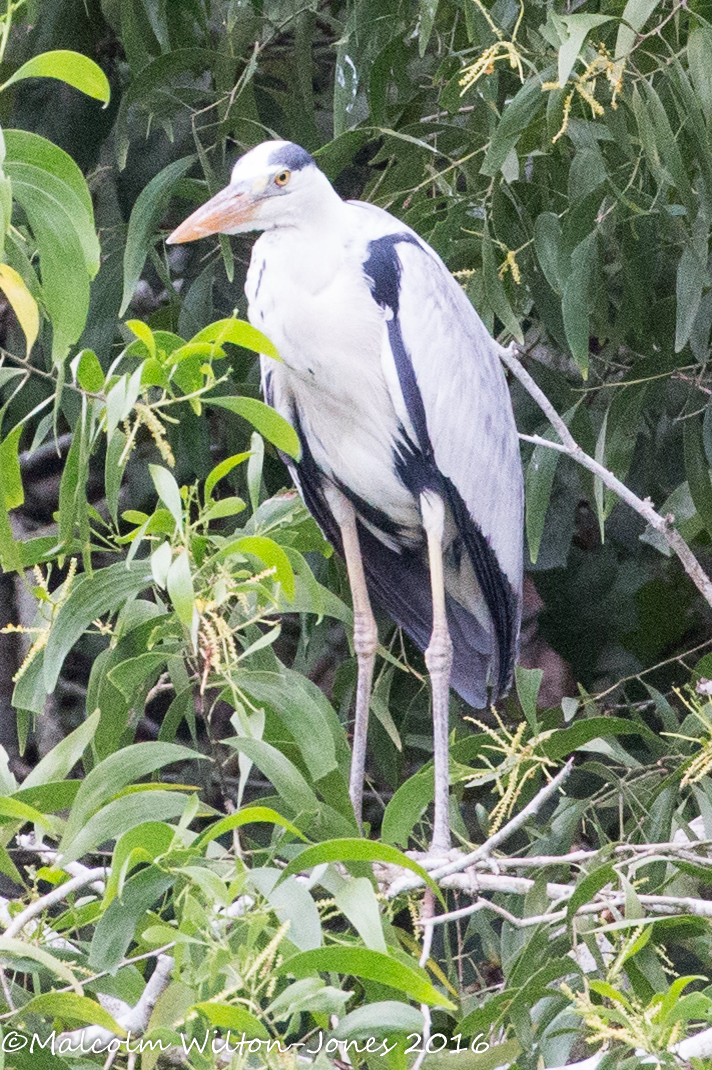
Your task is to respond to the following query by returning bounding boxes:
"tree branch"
[386,761,574,898]
[501,345,712,608]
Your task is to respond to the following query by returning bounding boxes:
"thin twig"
[412,890,435,1070]
[3,868,106,939]
[502,345,712,608]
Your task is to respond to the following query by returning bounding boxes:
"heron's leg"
[326,489,378,830]
[421,492,453,853]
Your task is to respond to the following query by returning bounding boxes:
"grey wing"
[362,231,523,697]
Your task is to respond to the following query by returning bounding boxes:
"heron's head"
[166,141,330,244]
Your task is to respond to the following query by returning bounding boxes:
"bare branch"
[501,345,712,608]
[386,761,574,898]
[3,867,107,940]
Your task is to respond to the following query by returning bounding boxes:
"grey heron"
[167,140,524,851]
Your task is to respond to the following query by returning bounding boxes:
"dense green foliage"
[1,1,712,1067]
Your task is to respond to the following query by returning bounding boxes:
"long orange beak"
[166,185,260,243]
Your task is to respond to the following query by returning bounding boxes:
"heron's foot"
[408,846,462,871]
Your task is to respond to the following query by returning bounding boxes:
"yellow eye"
[274,170,291,187]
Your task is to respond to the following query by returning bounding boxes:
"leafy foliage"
[1,0,712,1067]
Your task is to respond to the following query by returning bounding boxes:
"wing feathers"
[364,231,523,700]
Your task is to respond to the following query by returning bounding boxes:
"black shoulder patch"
[268,143,314,172]
[364,234,431,457]
[363,233,420,316]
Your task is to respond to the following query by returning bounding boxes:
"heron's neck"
[265,180,352,291]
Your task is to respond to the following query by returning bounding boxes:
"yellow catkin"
[244,921,290,982]
[498,250,521,284]
[552,90,574,143]
[459,40,524,94]
[575,79,605,117]
[134,402,176,468]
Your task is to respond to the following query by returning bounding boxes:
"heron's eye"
[274,170,291,187]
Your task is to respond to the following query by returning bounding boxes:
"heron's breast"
[251,264,422,538]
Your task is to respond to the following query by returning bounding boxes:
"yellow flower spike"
[575,79,605,117]
[133,403,176,468]
[459,39,525,94]
[498,250,521,284]
[552,89,574,143]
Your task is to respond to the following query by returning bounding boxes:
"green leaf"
[232,671,336,780]
[43,562,152,694]
[251,870,323,951]
[514,666,542,731]
[382,769,433,846]
[12,780,80,813]
[167,551,195,628]
[105,821,176,904]
[0,425,23,510]
[204,451,252,501]
[7,162,99,277]
[107,653,168,702]
[191,318,280,361]
[0,937,82,992]
[333,877,387,952]
[89,866,176,972]
[567,863,618,925]
[203,496,246,521]
[280,947,456,1010]
[688,26,712,112]
[193,1003,269,1040]
[7,163,98,364]
[418,0,439,56]
[22,993,126,1035]
[0,454,23,572]
[331,1001,424,1039]
[205,396,300,458]
[60,741,206,853]
[0,843,22,885]
[268,978,350,1019]
[684,416,712,539]
[556,14,613,85]
[525,432,561,563]
[1,50,110,103]
[61,791,192,866]
[0,795,54,830]
[614,0,661,72]
[481,68,554,178]
[676,239,707,353]
[534,212,563,295]
[4,129,94,219]
[121,156,196,316]
[126,319,157,359]
[151,541,172,590]
[562,232,597,377]
[540,716,659,760]
[228,536,295,600]
[75,349,105,393]
[278,840,442,900]
[223,737,320,815]
[106,430,128,526]
[149,465,183,531]
[194,806,306,849]
[22,710,99,789]
[594,406,608,541]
